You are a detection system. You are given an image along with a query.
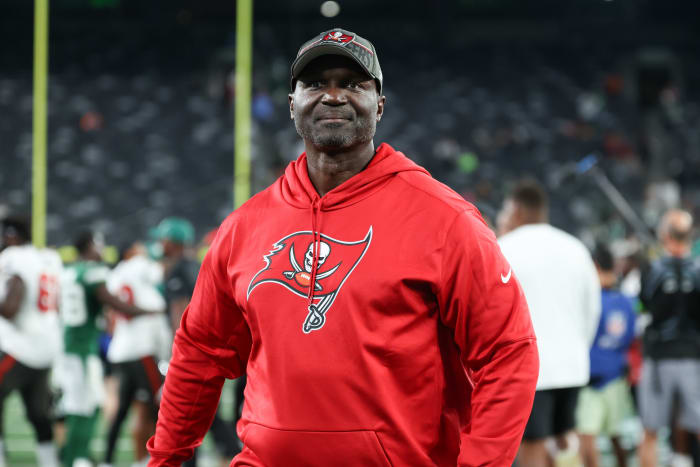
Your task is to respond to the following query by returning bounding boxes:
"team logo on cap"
[247,227,372,334]
[322,31,354,45]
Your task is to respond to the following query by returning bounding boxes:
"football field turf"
[3,380,237,466]
[1,380,670,467]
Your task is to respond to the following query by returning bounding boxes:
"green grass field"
[3,379,675,467]
[3,379,238,467]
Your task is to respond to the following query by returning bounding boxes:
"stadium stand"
[1,15,699,249]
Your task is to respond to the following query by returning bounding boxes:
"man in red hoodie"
[147,28,539,466]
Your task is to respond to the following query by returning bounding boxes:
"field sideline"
[3,379,237,466]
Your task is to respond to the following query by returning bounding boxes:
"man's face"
[161,238,186,259]
[1,233,21,248]
[289,55,385,151]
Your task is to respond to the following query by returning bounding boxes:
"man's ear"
[376,95,386,122]
[288,93,294,120]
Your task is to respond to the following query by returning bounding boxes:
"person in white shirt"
[102,249,170,467]
[497,181,601,467]
[0,216,61,467]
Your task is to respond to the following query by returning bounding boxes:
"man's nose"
[321,85,347,105]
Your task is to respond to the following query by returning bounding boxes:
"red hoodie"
[147,143,538,466]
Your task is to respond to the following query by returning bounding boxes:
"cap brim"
[290,44,374,89]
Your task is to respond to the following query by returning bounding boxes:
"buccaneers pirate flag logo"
[247,227,373,334]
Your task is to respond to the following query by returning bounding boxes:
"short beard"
[295,117,375,151]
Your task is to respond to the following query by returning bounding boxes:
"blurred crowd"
[2,23,700,250]
[1,181,699,466]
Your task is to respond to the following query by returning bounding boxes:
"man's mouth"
[315,114,352,123]
[318,118,349,124]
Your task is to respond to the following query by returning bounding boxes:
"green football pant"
[62,412,98,467]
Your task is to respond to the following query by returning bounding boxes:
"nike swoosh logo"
[501,268,512,284]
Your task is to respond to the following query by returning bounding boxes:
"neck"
[522,214,548,226]
[664,239,690,258]
[667,247,689,258]
[599,271,617,289]
[305,142,375,197]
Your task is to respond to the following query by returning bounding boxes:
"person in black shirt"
[637,209,700,467]
[160,221,200,332]
[156,217,240,466]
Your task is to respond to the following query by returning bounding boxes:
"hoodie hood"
[280,143,429,210]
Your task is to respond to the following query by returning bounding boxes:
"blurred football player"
[498,181,601,467]
[102,247,170,467]
[637,209,700,467]
[0,216,62,467]
[57,232,153,467]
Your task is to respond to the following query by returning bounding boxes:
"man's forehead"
[297,55,371,79]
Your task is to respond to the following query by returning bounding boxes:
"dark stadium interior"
[2,2,700,466]
[2,0,700,250]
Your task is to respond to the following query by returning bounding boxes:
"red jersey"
[148,143,538,466]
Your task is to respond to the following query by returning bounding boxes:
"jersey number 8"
[38,273,59,313]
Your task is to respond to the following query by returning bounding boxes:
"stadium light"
[320,1,340,18]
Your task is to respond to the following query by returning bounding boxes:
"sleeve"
[580,248,602,346]
[0,250,18,276]
[147,218,253,466]
[83,264,109,296]
[436,208,539,467]
[0,252,12,302]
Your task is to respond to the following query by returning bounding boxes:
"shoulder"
[391,169,495,241]
[135,256,164,284]
[499,224,556,248]
[644,257,671,281]
[535,225,591,258]
[499,224,591,262]
[0,245,27,262]
[393,170,473,216]
[685,256,700,273]
[560,228,591,257]
[112,256,148,279]
[107,260,127,285]
[606,289,635,308]
[0,245,35,272]
[0,246,18,266]
[41,248,62,265]
[82,261,110,285]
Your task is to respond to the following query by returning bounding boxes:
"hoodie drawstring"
[308,198,322,305]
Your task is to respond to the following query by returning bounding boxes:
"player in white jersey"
[0,216,60,467]
[103,250,170,467]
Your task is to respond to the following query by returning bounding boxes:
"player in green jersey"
[57,232,154,467]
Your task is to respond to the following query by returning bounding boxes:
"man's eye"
[306,81,322,88]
